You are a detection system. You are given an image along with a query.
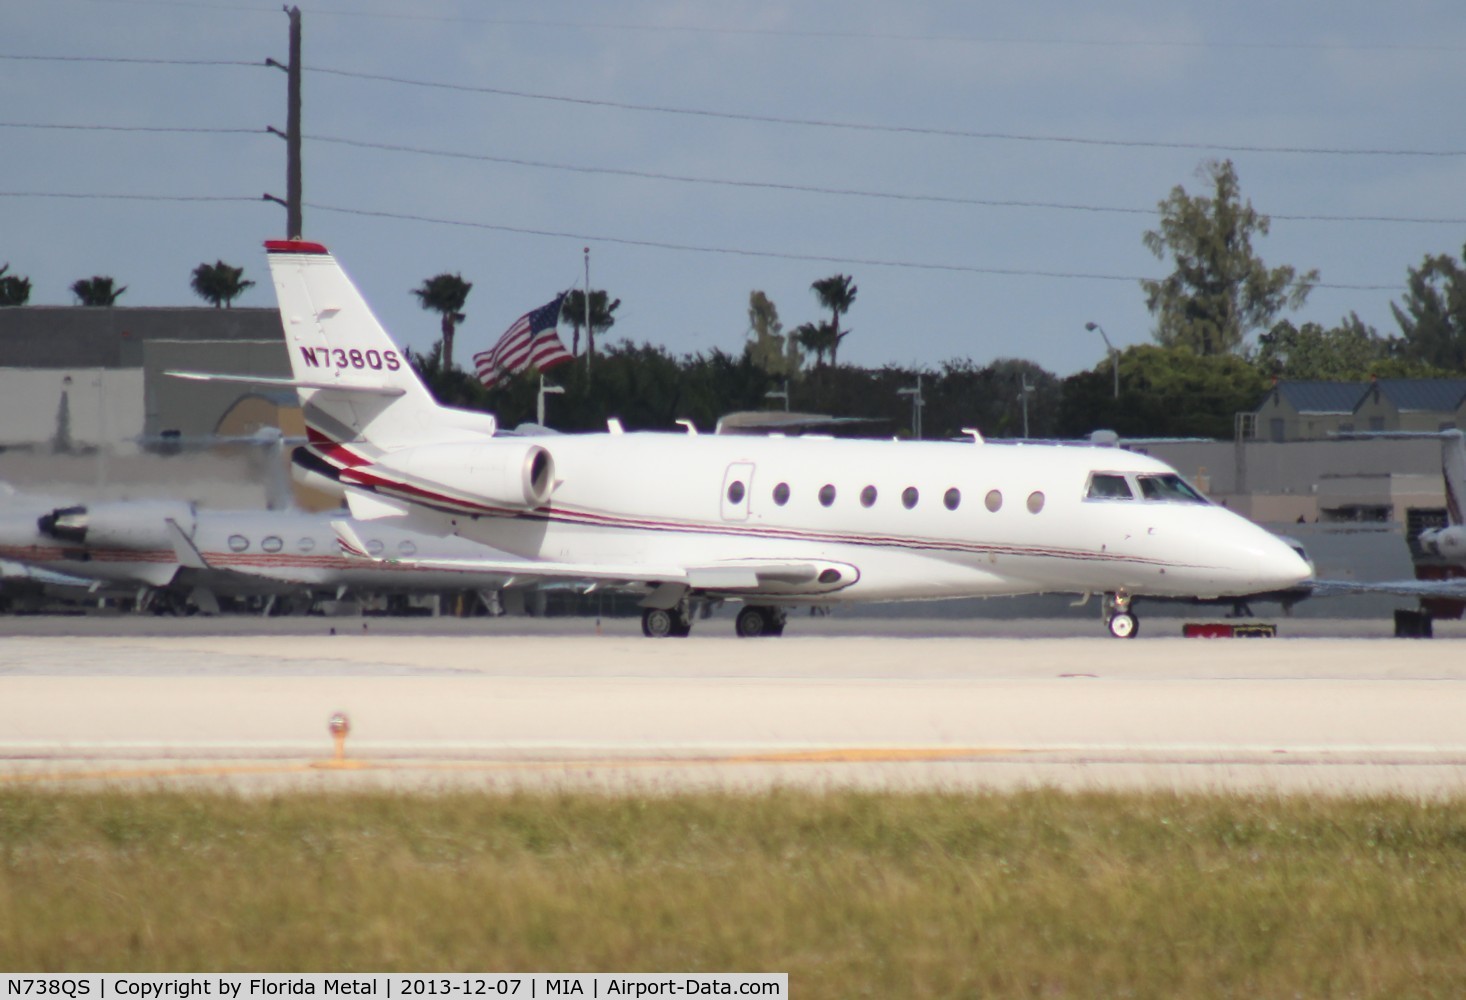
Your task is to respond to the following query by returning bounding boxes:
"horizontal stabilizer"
[165,371,406,397]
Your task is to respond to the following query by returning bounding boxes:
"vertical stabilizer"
[265,240,491,453]
[1441,430,1466,526]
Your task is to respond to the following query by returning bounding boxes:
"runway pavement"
[3,615,1465,797]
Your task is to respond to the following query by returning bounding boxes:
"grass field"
[3,788,1466,997]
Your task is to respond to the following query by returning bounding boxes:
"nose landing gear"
[1104,591,1139,639]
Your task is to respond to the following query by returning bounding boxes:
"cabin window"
[1027,491,1046,514]
[726,480,746,505]
[773,482,790,506]
[819,484,837,507]
[1086,473,1134,501]
[227,534,249,553]
[1137,474,1208,504]
[943,488,961,511]
[297,537,316,553]
[902,487,919,509]
[366,539,385,556]
[262,536,283,554]
[985,490,1003,513]
[860,485,878,508]
[398,540,418,556]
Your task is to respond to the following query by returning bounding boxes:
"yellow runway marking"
[0,747,1031,785]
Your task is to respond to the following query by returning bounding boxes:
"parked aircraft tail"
[263,240,498,456]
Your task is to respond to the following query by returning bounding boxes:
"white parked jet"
[178,240,1312,638]
[0,494,531,614]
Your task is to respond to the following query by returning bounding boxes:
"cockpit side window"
[1137,473,1208,504]
[1086,473,1134,501]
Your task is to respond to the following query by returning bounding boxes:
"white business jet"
[176,240,1311,638]
[0,492,530,614]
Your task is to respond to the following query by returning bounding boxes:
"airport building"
[0,306,302,508]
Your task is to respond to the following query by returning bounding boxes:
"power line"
[0,53,259,67]
[62,2,1466,53]
[307,66,1466,158]
[1,121,261,135]
[0,188,1403,291]
[308,133,1466,226]
[0,191,260,202]
[306,200,1400,292]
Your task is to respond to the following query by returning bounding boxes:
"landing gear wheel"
[1107,612,1139,639]
[735,605,785,638]
[642,606,692,638]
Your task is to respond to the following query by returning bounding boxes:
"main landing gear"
[735,604,786,638]
[1103,591,1139,639]
[639,603,787,638]
[641,606,692,638]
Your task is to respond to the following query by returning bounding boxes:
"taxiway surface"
[2,616,1464,797]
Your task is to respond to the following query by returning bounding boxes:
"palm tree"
[190,260,255,308]
[412,273,472,371]
[0,263,31,306]
[560,288,621,357]
[794,321,837,367]
[811,274,857,366]
[71,276,126,306]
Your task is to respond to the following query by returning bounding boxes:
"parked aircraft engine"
[36,501,197,550]
[345,440,555,510]
[1418,526,1466,559]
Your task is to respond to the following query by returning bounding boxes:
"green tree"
[1142,159,1316,355]
[70,276,126,306]
[0,263,31,306]
[1060,345,1270,439]
[560,289,621,358]
[1391,244,1466,371]
[744,290,802,377]
[810,274,857,365]
[412,273,472,371]
[1253,315,1439,380]
[189,260,255,308]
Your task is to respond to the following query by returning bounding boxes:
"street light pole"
[537,376,564,426]
[1086,321,1119,399]
[897,374,924,440]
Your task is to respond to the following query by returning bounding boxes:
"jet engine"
[1419,525,1466,559]
[37,501,197,550]
[346,439,555,510]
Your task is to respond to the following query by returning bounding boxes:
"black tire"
[1107,612,1139,639]
[736,605,772,638]
[642,607,676,638]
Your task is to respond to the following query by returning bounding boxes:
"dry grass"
[3,788,1466,997]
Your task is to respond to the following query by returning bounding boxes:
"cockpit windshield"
[1085,473,1135,500]
[1137,474,1208,504]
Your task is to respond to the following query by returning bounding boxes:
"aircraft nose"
[1252,531,1314,589]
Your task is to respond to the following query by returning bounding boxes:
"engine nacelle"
[1420,525,1466,559]
[353,439,555,510]
[37,501,197,550]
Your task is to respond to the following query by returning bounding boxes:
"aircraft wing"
[1307,578,1466,600]
[329,521,856,595]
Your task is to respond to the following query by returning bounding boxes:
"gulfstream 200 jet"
[176,240,1311,638]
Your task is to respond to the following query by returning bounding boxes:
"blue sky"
[4,0,1464,377]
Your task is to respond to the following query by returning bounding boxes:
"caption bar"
[1,977,786,1000]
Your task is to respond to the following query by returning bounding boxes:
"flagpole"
[583,246,592,375]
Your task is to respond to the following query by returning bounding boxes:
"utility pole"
[265,6,303,237]
[898,374,924,440]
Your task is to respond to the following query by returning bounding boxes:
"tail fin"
[1441,430,1466,526]
[265,240,494,452]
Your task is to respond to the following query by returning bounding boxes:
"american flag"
[473,293,573,389]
